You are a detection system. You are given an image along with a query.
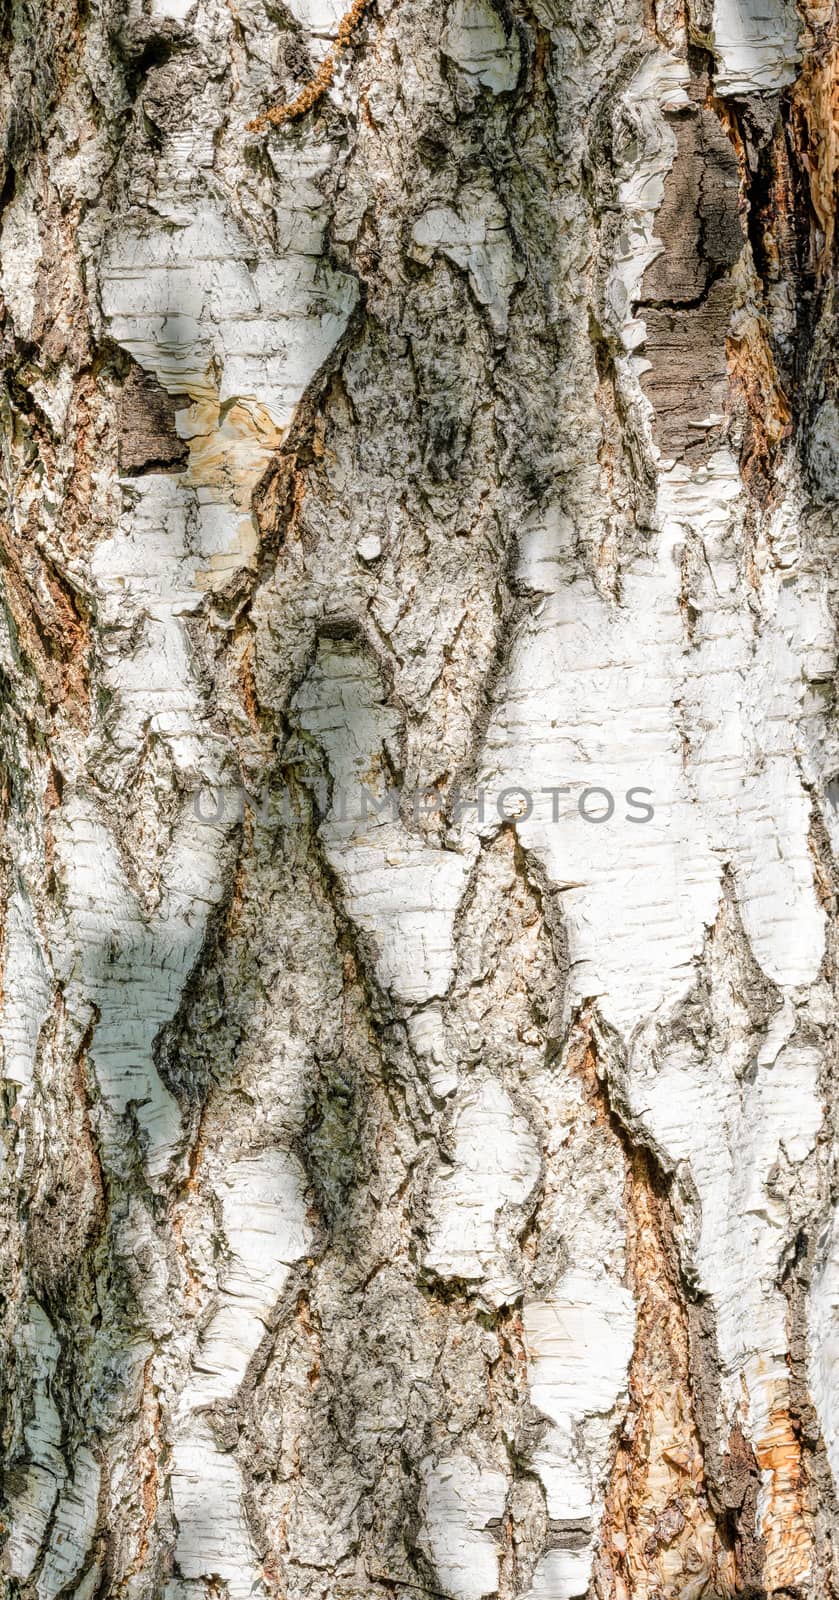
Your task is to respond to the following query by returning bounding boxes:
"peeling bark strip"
[1,0,839,1593]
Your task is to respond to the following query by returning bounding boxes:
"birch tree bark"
[1,0,839,1594]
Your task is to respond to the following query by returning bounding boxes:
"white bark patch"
[808,1205,839,1494]
[293,639,472,1004]
[631,1011,822,1405]
[28,366,75,434]
[710,0,800,94]
[0,179,41,340]
[441,0,521,94]
[423,1077,540,1305]
[90,475,211,765]
[0,889,51,1102]
[522,1272,635,1597]
[660,458,828,991]
[411,185,522,339]
[6,1466,60,1584]
[36,1447,101,1600]
[6,1304,64,1581]
[50,386,235,1174]
[189,1150,312,1404]
[169,1419,264,1600]
[407,1005,459,1097]
[606,52,689,357]
[472,501,721,1034]
[101,182,356,587]
[170,1151,311,1594]
[55,796,227,1177]
[284,0,348,37]
[421,1451,508,1600]
[148,0,197,18]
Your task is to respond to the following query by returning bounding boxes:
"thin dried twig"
[246,0,375,132]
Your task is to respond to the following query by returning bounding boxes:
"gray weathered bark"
[1,0,839,1595]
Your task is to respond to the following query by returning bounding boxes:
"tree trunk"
[1,0,838,1595]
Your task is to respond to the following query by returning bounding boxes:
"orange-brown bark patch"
[596,1156,736,1599]
[727,315,792,498]
[788,41,839,274]
[755,1399,813,1592]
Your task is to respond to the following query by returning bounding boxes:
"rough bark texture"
[1,0,839,1596]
